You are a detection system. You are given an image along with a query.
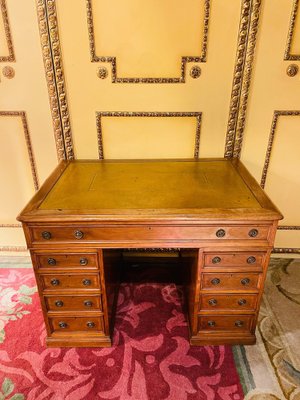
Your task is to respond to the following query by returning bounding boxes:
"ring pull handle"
[82,279,91,286]
[80,258,88,266]
[42,231,51,240]
[208,320,216,327]
[84,300,93,307]
[211,278,220,285]
[247,256,256,264]
[47,258,56,266]
[208,299,217,306]
[238,299,247,306]
[212,256,221,264]
[216,229,226,238]
[248,229,258,238]
[59,322,67,329]
[55,300,64,307]
[74,230,84,239]
[241,278,250,286]
[50,278,60,286]
[235,320,244,327]
[87,321,95,328]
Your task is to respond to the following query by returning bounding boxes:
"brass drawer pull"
[208,299,217,306]
[241,278,250,285]
[74,230,84,239]
[55,300,64,307]
[80,258,88,266]
[248,229,258,237]
[87,321,95,328]
[59,321,67,329]
[238,299,247,306]
[82,279,91,286]
[212,256,221,264]
[47,258,56,266]
[84,300,93,307]
[208,320,216,327]
[247,256,256,264]
[50,278,60,286]
[235,320,244,327]
[42,231,51,240]
[211,278,220,285]
[216,229,226,238]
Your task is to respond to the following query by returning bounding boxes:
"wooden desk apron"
[18,159,282,347]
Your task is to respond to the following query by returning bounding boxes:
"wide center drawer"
[201,272,261,290]
[39,273,100,290]
[30,224,270,244]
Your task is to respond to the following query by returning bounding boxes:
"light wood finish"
[18,158,282,347]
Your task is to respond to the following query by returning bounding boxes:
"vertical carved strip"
[36,0,74,160]
[284,0,299,60]
[260,112,278,189]
[225,0,261,158]
[0,0,15,62]
[194,115,202,159]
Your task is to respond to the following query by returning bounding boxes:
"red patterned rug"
[0,268,243,400]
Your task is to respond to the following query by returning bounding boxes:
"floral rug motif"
[0,267,243,400]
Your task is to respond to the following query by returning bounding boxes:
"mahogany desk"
[18,159,282,347]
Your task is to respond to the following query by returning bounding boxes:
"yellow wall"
[0,0,299,255]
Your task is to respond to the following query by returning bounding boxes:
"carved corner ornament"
[2,65,15,78]
[286,64,298,77]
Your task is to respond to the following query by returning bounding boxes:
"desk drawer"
[201,272,261,291]
[45,295,102,311]
[30,224,271,244]
[199,294,257,311]
[197,315,253,332]
[49,316,104,333]
[40,273,100,291]
[36,253,98,270]
[204,253,264,269]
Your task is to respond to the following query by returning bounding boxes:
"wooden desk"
[18,159,282,347]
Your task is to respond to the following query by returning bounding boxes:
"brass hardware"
[247,256,256,264]
[241,278,250,285]
[248,229,258,237]
[87,321,95,328]
[238,299,247,306]
[208,299,217,306]
[55,300,64,307]
[212,256,221,264]
[50,278,60,286]
[216,229,225,238]
[82,279,91,286]
[235,320,244,327]
[74,230,84,239]
[211,278,220,285]
[58,322,67,328]
[97,67,108,79]
[84,300,93,307]
[2,66,15,79]
[42,231,51,240]
[207,320,216,327]
[80,258,88,266]
[286,64,299,77]
[47,258,56,266]
[190,66,201,79]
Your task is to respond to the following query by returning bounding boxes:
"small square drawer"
[197,315,253,332]
[45,295,102,311]
[49,316,105,333]
[204,253,264,269]
[201,272,261,291]
[199,294,257,311]
[40,273,100,290]
[36,253,98,269]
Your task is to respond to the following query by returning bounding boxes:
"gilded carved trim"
[0,224,21,227]
[36,0,74,160]
[0,246,27,252]
[278,226,300,230]
[96,111,202,159]
[0,111,39,191]
[224,0,261,158]
[0,0,15,62]
[284,0,300,61]
[272,248,300,254]
[86,0,210,83]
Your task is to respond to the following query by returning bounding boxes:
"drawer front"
[201,272,261,290]
[40,274,100,290]
[30,225,270,244]
[197,315,253,332]
[200,294,257,311]
[49,316,104,333]
[204,253,264,268]
[45,295,102,311]
[36,253,98,269]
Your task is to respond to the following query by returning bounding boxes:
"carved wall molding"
[277,226,300,230]
[273,248,300,254]
[86,0,210,83]
[0,0,15,62]
[0,224,21,227]
[36,0,73,160]
[0,111,39,192]
[284,0,300,61]
[225,0,261,158]
[0,246,27,252]
[96,111,202,159]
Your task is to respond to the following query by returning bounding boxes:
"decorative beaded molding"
[261,110,300,233]
[86,0,210,83]
[224,0,261,158]
[284,0,300,61]
[36,0,73,160]
[273,248,300,254]
[96,111,202,159]
[0,0,15,62]
[0,246,27,252]
[0,224,21,227]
